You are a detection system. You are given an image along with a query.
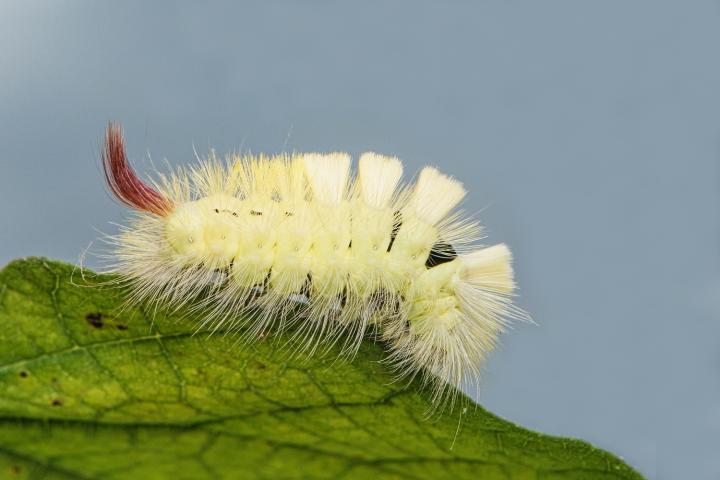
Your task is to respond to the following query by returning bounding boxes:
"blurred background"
[1,1,719,478]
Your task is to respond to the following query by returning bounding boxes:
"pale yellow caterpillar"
[101,123,525,407]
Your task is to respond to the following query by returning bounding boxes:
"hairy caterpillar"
[101,123,525,407]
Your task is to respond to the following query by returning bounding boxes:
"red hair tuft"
[102,123,174,216]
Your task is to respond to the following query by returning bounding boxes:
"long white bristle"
[358,152,403,208]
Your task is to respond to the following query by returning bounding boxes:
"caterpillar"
[101,123,525,407]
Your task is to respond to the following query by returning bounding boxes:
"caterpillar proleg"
[101,123,525,407]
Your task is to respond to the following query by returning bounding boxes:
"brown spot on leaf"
[9,465,21,475]
[85,312,104,328]
[18,371,28,378]
[116,324,128,331]
[51,399,63,407]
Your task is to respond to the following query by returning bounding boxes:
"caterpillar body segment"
[383,244,517,405]
[102,123,523,406]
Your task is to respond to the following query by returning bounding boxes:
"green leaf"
[0,257,643,480]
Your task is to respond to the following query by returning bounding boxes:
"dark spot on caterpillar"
[300,274,312,300]
[244,270,272,306]
[339,287,348,308]
[250,210,263,216]
[51,399,63,407]
[284,211,294,217]
[85,312,104,328]
[255,361,267,370]
[116,324,128,331]
[396,296,404,315]
[18,371,28,378]
[215,208,239,217]
[425,241,457,268]
[9,465,21,475]
[387,211,402,252]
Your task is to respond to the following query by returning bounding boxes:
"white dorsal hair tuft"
[460,243,514,292]
[410,166,466,225]
[358,152,403,209]
[302,152,351,204]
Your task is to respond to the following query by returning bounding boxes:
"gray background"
[1,1,718,478]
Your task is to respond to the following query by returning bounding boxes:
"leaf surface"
[0,258,643,480]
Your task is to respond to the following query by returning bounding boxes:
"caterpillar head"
[102,123,240,268]
[163,201,206,259]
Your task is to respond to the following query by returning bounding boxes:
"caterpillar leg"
[383,244,519,407]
